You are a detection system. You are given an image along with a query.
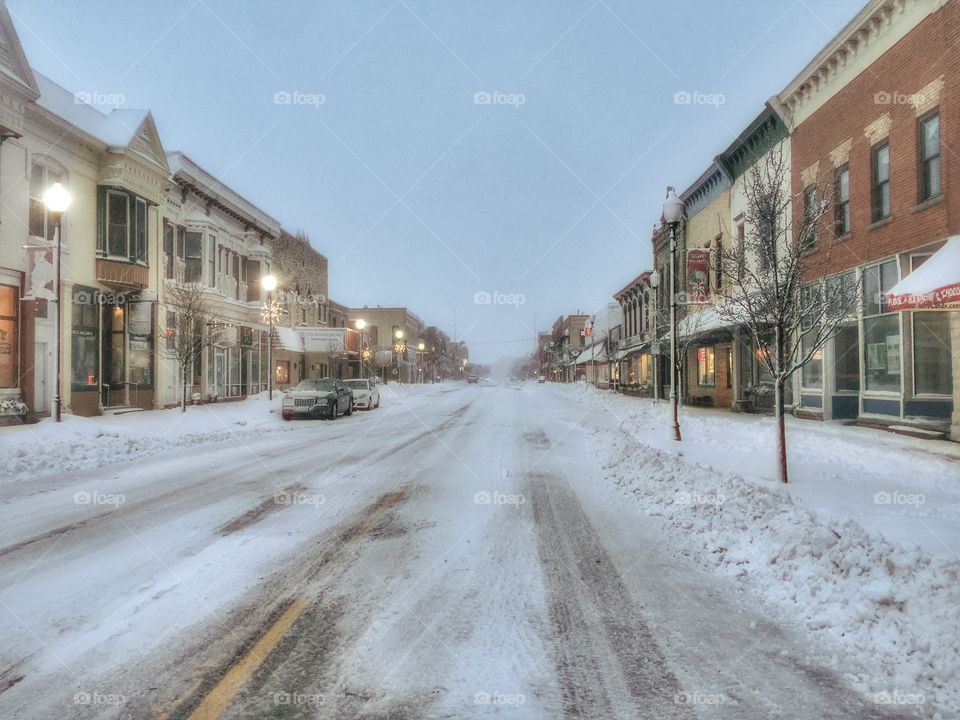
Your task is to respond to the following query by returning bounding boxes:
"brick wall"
[792,2,960,273]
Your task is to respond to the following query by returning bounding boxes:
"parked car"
[467,374,479,384]
[281,378,353,420]
[344,378,380,410]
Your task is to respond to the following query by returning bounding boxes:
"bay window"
[184,232,203,283]
[207,235,217,288]
[98,188,149,263]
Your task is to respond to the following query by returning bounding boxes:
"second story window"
[163,221,174,279]
[835,166,850,236]
[919,111,941,201]
[871,141,890,222]
[29,163,62,243]
[184,231,203,283]
[98,188,148,263]
[207,235,217,288]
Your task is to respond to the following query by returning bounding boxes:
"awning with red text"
[886,237,960,310]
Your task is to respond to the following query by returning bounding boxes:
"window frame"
[911,310,952,398]
[98,187,149,264]
[28,163,64,244]
[871,141,891,222]
[696,346,716,387]
[834,165,850,236]
[918,109,941,202]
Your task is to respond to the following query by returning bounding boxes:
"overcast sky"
[10,0,862,364]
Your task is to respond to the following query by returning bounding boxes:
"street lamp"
[649,270,661,403]
[394,329,405,384]
[261,274,278,400]
[43,182,70,422]
[355,319,367,378]
[662,186,683,441]
[417,341,425,383]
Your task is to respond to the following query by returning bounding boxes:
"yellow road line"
[184,488,406,719]
[187,597,306,720]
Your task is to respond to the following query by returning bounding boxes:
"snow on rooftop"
[34,72,147,148]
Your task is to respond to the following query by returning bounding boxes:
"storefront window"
[71,288,99,389]
[697,346,715,386]
[0,285,17,388]
[801,334,823,389]
[276,360,290,385]
[833,323,859,392]
[913,312,952,395]
[127,300,153,388]
[864,260,898,316]
[864,315,900,392]
[639,354,650,384]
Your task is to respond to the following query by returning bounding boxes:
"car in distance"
[281,378,353,420]
[538,375,546,383]
[345,378,380,410]
[467,374,479,384]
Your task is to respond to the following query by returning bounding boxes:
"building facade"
[780,0,959,436]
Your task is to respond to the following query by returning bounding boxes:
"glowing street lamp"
[260,274,278,400]
[662,186,684,442]
[43,182,71,422]
[354,319,367,377]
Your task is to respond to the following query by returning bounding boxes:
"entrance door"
[33,342,49,412]
[214,347,226,397]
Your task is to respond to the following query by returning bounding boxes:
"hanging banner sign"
[686,249,711,304]
[23,246,56,302]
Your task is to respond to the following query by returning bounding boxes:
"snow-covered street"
[1,381,953,719]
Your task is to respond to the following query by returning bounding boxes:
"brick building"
[778,0,959,436]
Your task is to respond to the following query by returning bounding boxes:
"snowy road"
[0,383,920,718]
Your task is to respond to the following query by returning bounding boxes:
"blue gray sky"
[10,0,861,363]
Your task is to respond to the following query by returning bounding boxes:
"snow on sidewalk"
[554,383,960,718]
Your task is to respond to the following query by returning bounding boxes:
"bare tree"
[162,283,223,412]
[716,145,861,483]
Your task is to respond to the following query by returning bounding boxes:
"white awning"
[576,341,607,365]
[676,303,742,340]
[271,326,305,353]
[887,237,960,310]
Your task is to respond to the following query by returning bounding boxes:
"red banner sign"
[686,249,710,304]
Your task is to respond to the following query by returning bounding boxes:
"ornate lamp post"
[43,182,71,422]
[393,329,405,384]
[417,341,425,383]
[662,186,684,441]
[355,318,367,378]
[260,274,279,400]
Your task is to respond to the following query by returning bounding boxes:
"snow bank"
[0,394,292,485]
[560,384,960,717]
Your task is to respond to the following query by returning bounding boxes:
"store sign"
[300,327,345,353]
[686,249,710,304]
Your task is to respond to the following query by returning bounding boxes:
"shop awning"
[887,237,960,310]
[675,303,744,341]
[615,341,650,361]
[271,326,305,353]
[576,341,607,365]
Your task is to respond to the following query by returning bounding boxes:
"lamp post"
[662,186,683,441]
[355,318,367,378]
[261,274,278,400]
[417,341,425,383]
[394,329,405,384]
[43,182,71,422]
[649,270,661,403]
